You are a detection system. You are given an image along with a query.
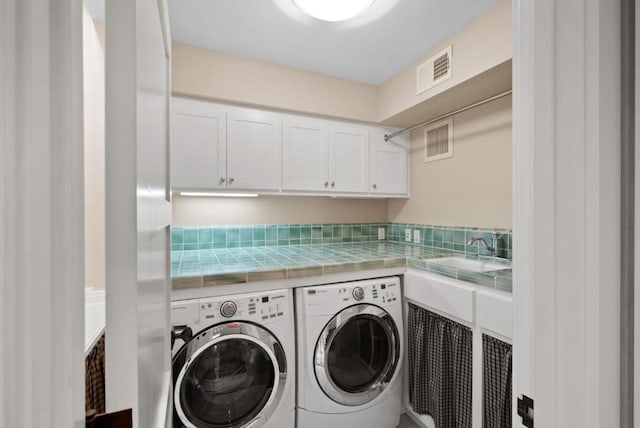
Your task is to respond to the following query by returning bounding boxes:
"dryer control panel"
[299,277,401,316]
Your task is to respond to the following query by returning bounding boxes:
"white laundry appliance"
[171,288,295,428]
[296,277,404,428]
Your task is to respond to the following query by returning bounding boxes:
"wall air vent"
[424,118,453,162]
[416,45,453,94]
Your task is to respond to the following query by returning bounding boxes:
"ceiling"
[85,0,504,85]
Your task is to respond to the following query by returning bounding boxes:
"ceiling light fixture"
[293,0,375,22]
[179,192,259,198]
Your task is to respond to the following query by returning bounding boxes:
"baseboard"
[404,406,435,428]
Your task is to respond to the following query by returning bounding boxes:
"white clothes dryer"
[296,277,404,428]
[171,289,295,428]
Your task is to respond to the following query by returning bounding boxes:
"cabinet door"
[227,107,282,191]
[369,128,408,196]
[282,116,329,192]
[171,97,227,190]
[329,124,369,193]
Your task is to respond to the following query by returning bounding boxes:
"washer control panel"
[197,289,290,324]
[220,301,237,318]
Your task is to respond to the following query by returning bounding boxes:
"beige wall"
[378,0,512,123]
[173,195,388,226]
[171,41,386,227]
[83,9,105,288]
[170,1,512,229]
[388,95,512,229]
[172,42,379,123]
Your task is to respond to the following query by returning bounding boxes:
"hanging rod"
[383,89,513,142]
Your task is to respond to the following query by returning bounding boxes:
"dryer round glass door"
[173,323,287,428]
[314,304,400,406]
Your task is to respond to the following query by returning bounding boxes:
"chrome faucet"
[467,232,501,257]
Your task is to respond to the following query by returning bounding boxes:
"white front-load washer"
[296,277,404,428]
[171,288,295,428]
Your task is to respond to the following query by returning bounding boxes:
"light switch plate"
[413,229,421,244]
[378,227,386,240]
[405,229,412,242]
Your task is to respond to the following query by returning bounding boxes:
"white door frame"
[105,0,173,427]
[0,0,86,427]
[513,0,621,426]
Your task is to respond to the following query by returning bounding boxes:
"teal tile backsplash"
[387,223,512,258]
[171,223,388,251]
[171,222,512,259]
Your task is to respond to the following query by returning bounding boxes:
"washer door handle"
[171,325,193,349]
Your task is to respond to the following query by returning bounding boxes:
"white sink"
[426,257,511,273]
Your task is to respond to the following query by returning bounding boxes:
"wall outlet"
[413,229,421,244]
[378,227,386,240]
[405,229,412,242]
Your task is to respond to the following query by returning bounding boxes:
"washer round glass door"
[174,322,287,428]
[314,304,400,406]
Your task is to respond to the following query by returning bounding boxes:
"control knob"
[220,301,238,318]
[352,287,365,301]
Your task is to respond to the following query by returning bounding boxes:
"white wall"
[83,7,105,289]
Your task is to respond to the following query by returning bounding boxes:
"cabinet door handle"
[228,177,234,184]
[324,181,329,188]
[372,184,377,189]
[331,182,335,187]
[219,177,226,184]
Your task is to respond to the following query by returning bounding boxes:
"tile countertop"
[172,242,512,293]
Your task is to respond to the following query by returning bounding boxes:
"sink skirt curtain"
[86,334,106,414]
[407,303,472,428]
[483,334,512,428]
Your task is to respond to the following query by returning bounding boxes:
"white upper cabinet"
[282,119,371,194]
[227,107,282,191]
[369,128,409,196]
[171,97,226,190]
[282,116,330,191]
[329,124,369,193]
[170,97,408,197]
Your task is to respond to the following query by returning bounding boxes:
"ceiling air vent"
[416,45,452,94]
[424,118,453,162]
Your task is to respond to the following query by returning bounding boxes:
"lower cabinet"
[482,335,513,428]
[404,270,513,428]
[407,304,473,428]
